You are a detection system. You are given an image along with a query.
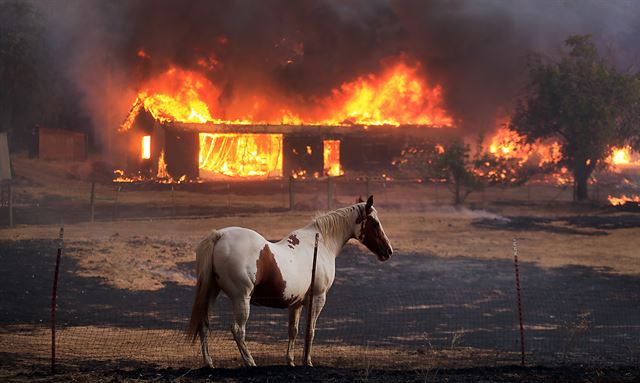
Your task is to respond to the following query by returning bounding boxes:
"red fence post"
[51,227,64,374]
[513,238,526,366]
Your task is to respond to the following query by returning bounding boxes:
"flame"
[319,61,453,127]
[486,125,569,184]
[136,68,216,124]
[157,150,168,178]
[141,135,151,159]
[488,126,561,167]
[113,169,146,183]
[119,57,455,179]
[323,140,343,176]
[122,58,453,128]
[607,146,640,166]
[199,133,283,177]
[608,194,640,206]
[611,148,629,164]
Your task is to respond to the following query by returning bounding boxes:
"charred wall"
[283,135,324,177]
[164,130,199,180]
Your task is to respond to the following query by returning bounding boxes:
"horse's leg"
[286,304,303,366]
[230,296,256,367]
[199,285,220,368]
[304,293,326,367]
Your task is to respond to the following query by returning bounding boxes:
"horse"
[187,195,393,367]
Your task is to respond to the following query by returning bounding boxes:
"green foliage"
[511,34,640,200]
[396,136,542,205]
[0,0,50,148]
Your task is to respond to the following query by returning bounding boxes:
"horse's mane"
[312,204,362,240]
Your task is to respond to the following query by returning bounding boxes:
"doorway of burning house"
[283,135,324,178]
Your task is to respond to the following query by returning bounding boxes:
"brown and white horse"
[188,195,393,367]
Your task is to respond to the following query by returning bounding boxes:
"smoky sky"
[34,0,640,140]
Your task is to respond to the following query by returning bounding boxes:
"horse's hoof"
[304,361,313,367]
[287,360,295,367]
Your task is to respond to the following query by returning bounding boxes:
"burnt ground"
[1,234,639,381]
[2,362,639,383]
[473,214,640,235]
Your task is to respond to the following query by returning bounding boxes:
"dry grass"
[0,325,512,370]
[2,154,639,292]
[1,207,639,292]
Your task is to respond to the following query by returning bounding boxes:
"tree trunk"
[575,175,589,201]
[454,181,461,205]
[573,161,595,202]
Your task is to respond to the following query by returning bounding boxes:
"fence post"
[171,185,175,218]
[289,176,295,211]
[114,186,120,220]
[89,181,95,222]
[8,183,13,227]
[51,227,64,375]
[365,177,371,198]
[327,177,333,210]
[513,238,526,366]
[304,233,320,363]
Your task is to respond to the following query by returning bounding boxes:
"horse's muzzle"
[377,247,393,261]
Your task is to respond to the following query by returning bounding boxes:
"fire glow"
[119,57,454,179]
[323,140,343,177]
[198,133,283,178]
[141,135,151,159]
[122,60,453,129]
[608,194,640,206]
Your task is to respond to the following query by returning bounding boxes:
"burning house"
[114,62,458,182]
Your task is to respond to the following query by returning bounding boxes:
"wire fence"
[2,175,636,227]
[1,236,638,371]
[1,171,639,371]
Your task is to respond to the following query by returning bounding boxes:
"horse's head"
[354,195,393,261]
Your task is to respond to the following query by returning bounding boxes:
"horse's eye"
[372,221,380,228]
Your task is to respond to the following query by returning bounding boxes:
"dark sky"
[36,0,640,138]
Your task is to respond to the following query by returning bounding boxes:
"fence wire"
[1,236,638,370]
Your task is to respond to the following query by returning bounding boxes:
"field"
[1,156,639,382]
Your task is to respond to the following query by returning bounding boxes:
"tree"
[395,139,482,205]
[510,35,640,201]
[0,0,60,151]
[396,136,539,205]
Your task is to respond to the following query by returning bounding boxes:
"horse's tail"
[187,230,222,342]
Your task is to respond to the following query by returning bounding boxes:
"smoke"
[34,0,640,145]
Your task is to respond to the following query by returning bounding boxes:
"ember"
[608,194,640,206]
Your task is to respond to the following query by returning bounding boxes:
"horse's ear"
[365,195,373,214]
[357,196,364,203]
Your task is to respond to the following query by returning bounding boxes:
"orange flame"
[606,146,640,166]
[323,140,343,176]
[319,61,453,127]
[141,135,151,159]
[608,194,640,206]
[157,150,168,178]
[122,58,453,128]
[119,57,454,179]
[488,126,562,167]
[198,133,283,178]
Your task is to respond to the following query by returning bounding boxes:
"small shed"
[38,127,87,161]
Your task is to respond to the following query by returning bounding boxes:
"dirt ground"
[1,156,640,381]
[2,363,638,383]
